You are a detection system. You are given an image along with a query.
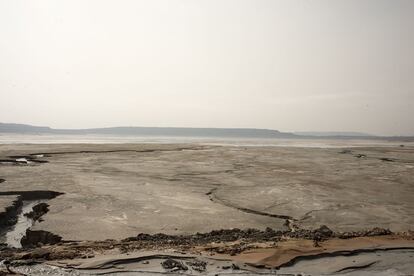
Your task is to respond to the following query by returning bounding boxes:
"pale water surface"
[0,134,412,148]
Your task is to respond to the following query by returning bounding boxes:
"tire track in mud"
[277,247,414,269]
[206,188,297,230]
[335,261,378,273]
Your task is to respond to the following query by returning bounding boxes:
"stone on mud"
[161,258,188,271]
[21,230,62,247]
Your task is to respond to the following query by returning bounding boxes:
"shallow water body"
[1,134,412,148]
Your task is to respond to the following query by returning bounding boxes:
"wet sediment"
[0,196,23,229]
[0,190,63,248]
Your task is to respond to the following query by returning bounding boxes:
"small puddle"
[6,200,46,248]
[15,158,35,164]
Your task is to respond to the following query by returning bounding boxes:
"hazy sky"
[1,0,413,135]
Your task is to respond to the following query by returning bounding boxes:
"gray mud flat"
[0,143,413,275]
[1,143,413,240]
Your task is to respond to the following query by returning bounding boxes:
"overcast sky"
[0,0,413,135]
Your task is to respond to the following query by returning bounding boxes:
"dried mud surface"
[0,143,413,274]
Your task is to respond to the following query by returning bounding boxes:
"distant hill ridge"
[0,122,296,138]
[294,131,373,137]
[0,123,52,133]
[1,122,413,140]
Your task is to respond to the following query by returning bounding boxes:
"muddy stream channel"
[4,200,47,248]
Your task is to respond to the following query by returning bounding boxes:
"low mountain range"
[0,122,412,140]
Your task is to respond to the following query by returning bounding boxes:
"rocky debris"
[0,179,5,183]
[314,225,334,240]
[24,203,49,222]
[124,227,284,247]
[121,225,394,251]
[161,258,188,271]
[339,149,352,154]
[309,225,334,247]
[284,219,300,232]
[337,227,392,239]
[0,226,398,263]
[287,225,334,242]
[206,241,257,255]
[355,154,367,158]
[0,260,26,276]
[48,250,80,260]
[222,264,240,270]
[21,248,50,260]
[20,230,62,247]
[186,259,207,272]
